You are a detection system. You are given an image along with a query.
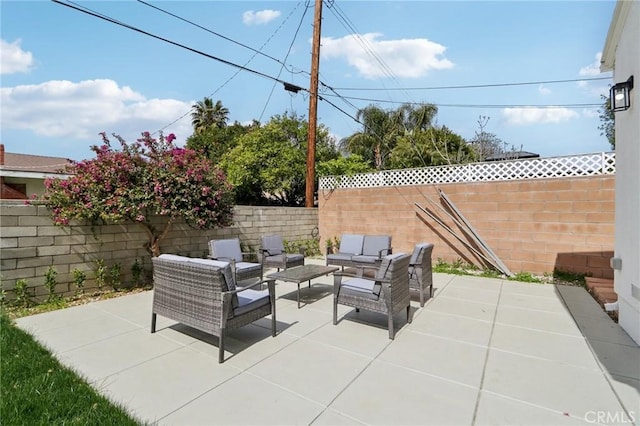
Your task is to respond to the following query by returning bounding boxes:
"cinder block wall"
[318,175,615,278]
[0,203,318,300]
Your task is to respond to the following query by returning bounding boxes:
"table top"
[267,265,339,283]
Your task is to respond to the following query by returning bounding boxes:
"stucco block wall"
[319,175,614,278]
[0,203,317,301]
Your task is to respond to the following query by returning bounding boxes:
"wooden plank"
[414,203,501,271]
[438,188,514,277]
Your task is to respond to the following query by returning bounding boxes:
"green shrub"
[95,259,107,291]
[131,259,143,286]
[44,266,59,302]
[14,279,30,308]
[109,263,122,289]
[72,268,86,296]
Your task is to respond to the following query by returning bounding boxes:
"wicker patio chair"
[259,234,305,271]
[333,253,412,339]
[409,243,434,307]
[151,255,276,363]
[208,238,263,282]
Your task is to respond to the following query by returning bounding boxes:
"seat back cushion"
[339,234,364,255]
[362,235,391,256]
[210,238,243,262]
[262,235,284,255]
[410,243,427,265]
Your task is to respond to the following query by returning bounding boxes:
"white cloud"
[0,79,193,143]
[320,33,453,79]
[0,39,35,75]
[242,10,281,25]
[579,52,603,76]
[582,108,599,119]
[538,84,551,95]
[502,107,579,125]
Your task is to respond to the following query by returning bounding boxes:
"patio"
[15,258,640,425]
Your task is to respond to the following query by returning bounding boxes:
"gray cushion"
[262,235,284,255]
[233,289,271,316]
[327,253,353,262]
[210,239,243,262]
[265,253,304,263]
[340,277,381,300]
[351,255,380,264]
[236,262,261,272]
[410,243,431,265]
[339,234,364,255]
[362,235,391,257]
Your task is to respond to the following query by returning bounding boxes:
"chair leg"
[420,289,425,308]
[388,312,395,339]
[151,313,156,333]
[218,331,225,363]
[271,307,277,338]
[355,307,360,313]
[407,305,411,323]
[333,298,338,325]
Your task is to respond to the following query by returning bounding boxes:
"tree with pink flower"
[43,132,234,256]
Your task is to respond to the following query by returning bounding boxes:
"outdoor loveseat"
[151,254,276,363]
[326,234,392,269]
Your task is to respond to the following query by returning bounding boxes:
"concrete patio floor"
[16,258,640,426]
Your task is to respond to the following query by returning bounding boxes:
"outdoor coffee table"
[267,265,339,308]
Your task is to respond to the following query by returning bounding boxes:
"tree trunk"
[141,217,175,257]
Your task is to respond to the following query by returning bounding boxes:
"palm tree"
[342,103,438,170]
[191,97,229,134]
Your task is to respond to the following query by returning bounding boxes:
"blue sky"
[1,0,616,162]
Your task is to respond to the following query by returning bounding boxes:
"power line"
[331,77,612,91]
[259,1,310,121]
[137,0,306,76]
[52,1,302,91]
[324,0,416,105]
[134,0,309,132]
[320,93,601,108]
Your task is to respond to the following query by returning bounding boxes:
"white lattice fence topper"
[319,152,616,189]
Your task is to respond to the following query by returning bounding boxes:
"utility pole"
[306,0,322,207]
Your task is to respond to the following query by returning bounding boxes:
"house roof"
[0,144,72,178]
[601,0,633,72]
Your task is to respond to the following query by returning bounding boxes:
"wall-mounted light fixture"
[610,76,634,112]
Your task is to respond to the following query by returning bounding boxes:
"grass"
[0,309,145,425]
[5,286,151,320]
[433,259,587,286]
[552,268,588,287]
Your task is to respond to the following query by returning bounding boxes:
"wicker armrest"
[209,255,234,262]
[227,279,276,294]
[333,270,363,279]
[378,247,392,257]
